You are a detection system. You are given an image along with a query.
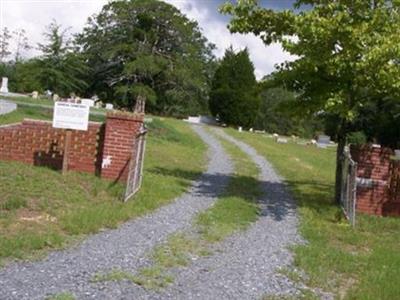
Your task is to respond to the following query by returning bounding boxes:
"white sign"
[53,102,89,131]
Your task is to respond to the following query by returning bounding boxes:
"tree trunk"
[334,121,347,204]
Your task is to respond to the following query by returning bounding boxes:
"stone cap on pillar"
[106,111,145,123]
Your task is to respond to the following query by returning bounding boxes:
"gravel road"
[0,125,233,300]
[149,128,303,300]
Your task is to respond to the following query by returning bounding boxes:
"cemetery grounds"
[0,103,399,299]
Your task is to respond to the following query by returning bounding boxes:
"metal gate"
[388,160,400,203]
[340,148,358,226]
[124,125,147,202]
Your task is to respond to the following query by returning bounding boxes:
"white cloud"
[1,0,295,78]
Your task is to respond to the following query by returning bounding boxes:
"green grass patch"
[0,117,206,265]
[92,267,174,290]
[196,132,261,242]
[45,292,75,300]
[152,233,210,268]
[225,128,400,299]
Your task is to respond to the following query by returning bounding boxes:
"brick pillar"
[350,145,394,216]
[101,111,144,182]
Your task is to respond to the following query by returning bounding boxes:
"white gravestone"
[0,77,9,93]
[105,103,114,110]
[81,99,95,107]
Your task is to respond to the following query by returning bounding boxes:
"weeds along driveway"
[0,125,233,300]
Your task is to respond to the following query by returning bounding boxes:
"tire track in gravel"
[148,128,304,300]
[0,125,233,300]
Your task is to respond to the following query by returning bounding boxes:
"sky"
[0,0,297,79]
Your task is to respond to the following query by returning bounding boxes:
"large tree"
[77,0,215,116]
[0,27,12,62]
[222,0,400,202]
[35,21,88,96]
[209,47,260,127]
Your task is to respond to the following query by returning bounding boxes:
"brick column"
[350,145,394,216]
[101,111,144,182]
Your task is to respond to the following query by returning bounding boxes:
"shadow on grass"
[149,167,330,222]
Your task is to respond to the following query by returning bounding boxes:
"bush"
[347,131,367,145]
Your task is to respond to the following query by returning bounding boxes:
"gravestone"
[105,103,114,110]
[81,99,95,107]
[0,99,17,115]
[238,126,243,132]
[277,137,288,144]
[0,77,9,93]
[317,135,331,148]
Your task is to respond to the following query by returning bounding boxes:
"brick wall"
[350,145,400,216]
[0,119,104,173]
[0,111,144,183]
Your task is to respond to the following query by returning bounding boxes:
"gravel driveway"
[144,128,303,300]
[0,125,233,300]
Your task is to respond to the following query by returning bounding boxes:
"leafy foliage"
[254,79,323,137]
[222,0,400,200]
[209,47,260,127]
[77,0,215,115]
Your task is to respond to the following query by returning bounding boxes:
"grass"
[129,128,262,289]
[45,292,75,300]
[0,103,105,125]
[225,128,400,300]
[1,95,107,114]
[92,267,174,290]
[0,116,206,265]
[196,132,261,242]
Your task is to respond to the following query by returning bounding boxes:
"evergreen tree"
[209,47,260,127]
[36,21,88,96]
[77,0,215,115]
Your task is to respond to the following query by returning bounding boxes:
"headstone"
[249,128,253,133]
[0,100,17,115]
[53,94,60,102]
[105,103,114,110]
[0,77,9,93]
[81,98,95,107]
[277,138,288,144]
[317,135,331,148]
[95,101,103,108]
[32,91,39,99]
[238,126,243,132]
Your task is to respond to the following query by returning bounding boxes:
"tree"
[13,29,31,62]
[209,47,260,127]
[222,0,400,202]
[36,21,88,95]
[0,27,12,62]
[255,80,323,137]
[77,0,215,115]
